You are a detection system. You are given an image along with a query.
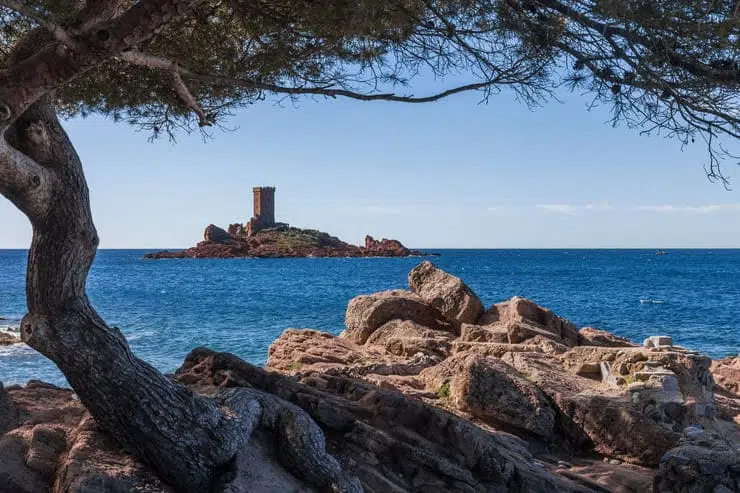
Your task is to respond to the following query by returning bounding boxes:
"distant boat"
[656,250,668,255]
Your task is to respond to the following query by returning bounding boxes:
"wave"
[639,299,665,304]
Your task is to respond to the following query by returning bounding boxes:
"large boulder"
[654,427,740,493]
[203,224,234,244]
[343,289,453,344]
[479,297,580,347]
[365,319,455,359]
[408,261,484,325]
[421,350,557,439]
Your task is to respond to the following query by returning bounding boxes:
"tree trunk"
[7,98,241,492]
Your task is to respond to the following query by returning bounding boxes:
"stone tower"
[245,186,276,236]
[252,186,275,226]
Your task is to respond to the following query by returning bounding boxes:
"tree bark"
[5,98,243,492]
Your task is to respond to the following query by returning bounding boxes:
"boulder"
[654,428,740,493]
[203,224,233,244]
[479,297,580,347]
[577,327,636,348]
[408,261,484,325]
[343,289,453,344]
[365,319,455,358]
[0,331,20,346]
[421,351,557,439]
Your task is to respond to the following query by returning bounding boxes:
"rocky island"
[1,262,737,492]
[145,186,429,259]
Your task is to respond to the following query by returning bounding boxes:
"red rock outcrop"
[1,355,614,493]
[145,225,432,259]
[363,235,410,256]
[266,262,738,489]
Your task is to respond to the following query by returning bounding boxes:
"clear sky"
[1,81,739,249]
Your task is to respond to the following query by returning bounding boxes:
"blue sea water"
[1,249,738,387]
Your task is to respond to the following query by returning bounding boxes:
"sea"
[1,249,738,387]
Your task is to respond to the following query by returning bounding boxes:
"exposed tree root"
[216,387,362,493]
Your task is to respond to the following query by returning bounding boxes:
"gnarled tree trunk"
[4,97,242,492]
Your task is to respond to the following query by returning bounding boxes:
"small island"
[145,186,432,259]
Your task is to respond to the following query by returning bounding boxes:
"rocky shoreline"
[145,223,433,259]
[1,262,737,492]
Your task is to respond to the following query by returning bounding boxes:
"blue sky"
[1,83,738,249]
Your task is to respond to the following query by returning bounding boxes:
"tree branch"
[0,0,78,48]
[535,0,740,84]
[0,0,207,128]
[118,51,499,105]
[74,0,125,30]
[171,72,211,126]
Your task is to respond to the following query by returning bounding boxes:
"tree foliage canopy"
[0,0,738,180]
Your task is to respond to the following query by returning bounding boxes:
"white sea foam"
[639,299,665,304]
